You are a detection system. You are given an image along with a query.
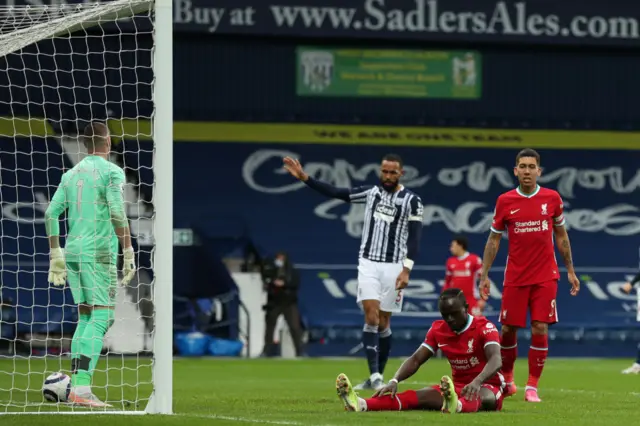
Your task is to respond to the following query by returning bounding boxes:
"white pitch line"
[180,413,335,425]
[0,401,46,408]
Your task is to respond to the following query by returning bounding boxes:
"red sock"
[500,331,518,383]
[365,390,419,411]
[459,397,482,413]
[527,334,548,389]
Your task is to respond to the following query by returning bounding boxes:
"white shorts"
[357,258,404,313]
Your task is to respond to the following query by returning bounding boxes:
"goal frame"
[0,0,173,416]
[146,0,173,415]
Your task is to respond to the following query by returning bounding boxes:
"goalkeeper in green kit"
[45,122,136,408]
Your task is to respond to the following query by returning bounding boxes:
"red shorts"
[499,280,558,328]
[430,383,504,411]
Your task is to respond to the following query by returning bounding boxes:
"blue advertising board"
[174,140,640,334]
[0,137,77,334]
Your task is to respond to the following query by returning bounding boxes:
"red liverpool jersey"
[490,185,565,286]
[444,252,482,304]
[422,316,504,388]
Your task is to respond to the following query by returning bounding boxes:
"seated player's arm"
[391,345,433,383]
[44,179,68,249]
[473,343,502,385]
[106,169,132,249]
[404,195,424,272]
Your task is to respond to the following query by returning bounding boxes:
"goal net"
[0,0,172,415]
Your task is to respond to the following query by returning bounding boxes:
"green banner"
[296,47,482,99]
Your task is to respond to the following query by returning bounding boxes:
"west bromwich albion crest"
[300,51,334,92]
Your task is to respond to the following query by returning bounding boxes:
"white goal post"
[0,0,172,415]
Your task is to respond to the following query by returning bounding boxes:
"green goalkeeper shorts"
[66,261,118,307]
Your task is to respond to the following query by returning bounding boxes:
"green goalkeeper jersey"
[45,155,128,263]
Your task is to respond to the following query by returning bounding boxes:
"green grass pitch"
[1,357,638,425]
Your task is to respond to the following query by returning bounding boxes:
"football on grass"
[42,372,71,402]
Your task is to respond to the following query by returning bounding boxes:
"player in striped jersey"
[283,154,424,391]
[621,273,640,374]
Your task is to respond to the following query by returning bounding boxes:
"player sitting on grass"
[336,288,505,413]
[45,122,136,407]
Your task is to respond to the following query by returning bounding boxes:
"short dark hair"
[83,122,110,151]
[515,148,540,166]
[452,234,469,251]
[382,153,403,168]
[440,287,466,305]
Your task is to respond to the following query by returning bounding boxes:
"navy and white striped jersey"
[349,185,423,263]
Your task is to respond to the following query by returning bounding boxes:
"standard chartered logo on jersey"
[242,149,640,237]
[514,220,548,233]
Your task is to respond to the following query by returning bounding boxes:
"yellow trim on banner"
[171,122,640,150]
[0,116,55,137]
[108,119,153,142]
[4,118,638,150]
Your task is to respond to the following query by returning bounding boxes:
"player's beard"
[380,178,398,193]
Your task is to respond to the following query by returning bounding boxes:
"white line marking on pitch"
[180,413,336,425]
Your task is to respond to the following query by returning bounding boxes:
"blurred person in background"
[260,251,304,357]
[621,272,640,374]
[443,235,485,317]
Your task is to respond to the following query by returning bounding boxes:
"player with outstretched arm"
[283,154,423,391]
[479,148,580,403]
[45,123,137,407]
[335,288,505,414]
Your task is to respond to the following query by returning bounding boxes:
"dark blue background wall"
[3,32,636,130]
[174,35,640,129]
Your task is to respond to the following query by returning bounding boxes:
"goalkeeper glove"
[122,247,136,286]
[48,248,67,286]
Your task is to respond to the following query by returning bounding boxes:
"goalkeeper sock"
[71,312,91,361]
[73,309,115,387]
[70,312,91,387]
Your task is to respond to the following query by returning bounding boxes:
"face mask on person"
[274,259,284,268]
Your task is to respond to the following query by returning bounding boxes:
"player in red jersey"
[444,235,485,317]
[335,288,504,414]
[479,148,580,403]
